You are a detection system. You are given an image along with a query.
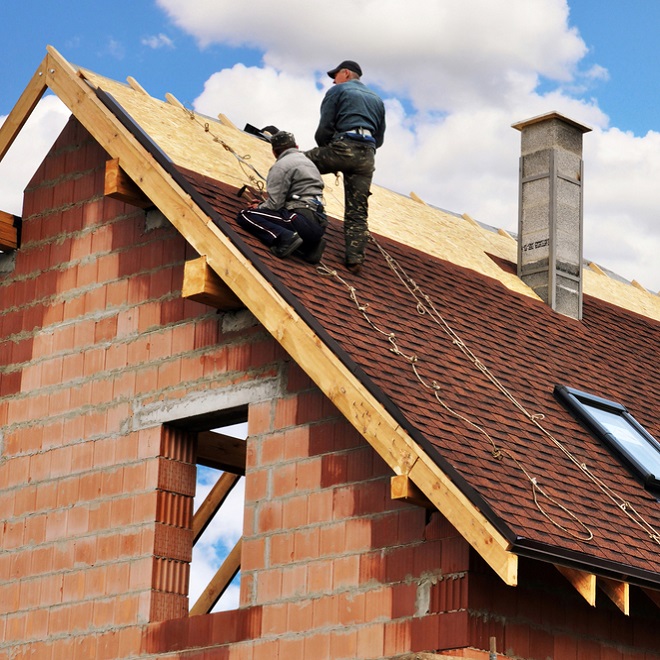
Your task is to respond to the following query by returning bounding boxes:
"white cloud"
[2,0,660,293]
[142,33,175,50]
[165,0,659,292]
[0,95,70,216]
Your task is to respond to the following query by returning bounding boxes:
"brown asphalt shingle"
[185,169,660,583]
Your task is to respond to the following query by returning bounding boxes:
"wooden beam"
[165,92,185,110]
[598,576,629,615]
[642,587,660,609]
[0,54,49,161]
[555,565,596,606]
[104,158,152,208]
[391,475,434,509]
[182,256,244,310]
[42,44,517,587]
[192,471,241,544]
[197,430,246,474]
[0,211,19,250]
[127,76,148,95]
[190,538,242,616]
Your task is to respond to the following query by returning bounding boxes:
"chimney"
[512,112,591,320]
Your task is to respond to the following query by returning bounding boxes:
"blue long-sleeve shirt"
[314,80,386,148]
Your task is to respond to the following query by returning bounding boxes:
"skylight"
[555,385,660,490]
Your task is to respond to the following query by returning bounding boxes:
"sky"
[2,0,660,609]
[2,1,660,293]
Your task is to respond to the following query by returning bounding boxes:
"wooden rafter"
[182,256,244,311]
[598,576,629,615]
[391,475,434,509]
[190,538,242,616]
[40,44,518,587]
[104,158,152,208]
[192,471,241,544]
[555,565,596,606]
[0,211,20,251]
[0,56,49,161]
[197,430,246,474]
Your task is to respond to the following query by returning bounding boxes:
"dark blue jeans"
[236,206,325,251]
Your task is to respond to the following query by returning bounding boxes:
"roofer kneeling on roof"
[305,60,386,275]
[236,131,327,263]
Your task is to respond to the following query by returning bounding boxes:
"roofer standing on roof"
[305,60,386,274]
[236,131,327,263]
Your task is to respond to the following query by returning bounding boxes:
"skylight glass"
[555,385,660,490]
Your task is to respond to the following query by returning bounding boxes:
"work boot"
[270,232,303,258]
[300,239,327,264]
[346,263,362,274]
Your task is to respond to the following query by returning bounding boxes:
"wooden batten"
[598,576,629,615]
[197,430,247,474]
[190,538,242,616]
[0,211,20,250]
[555,565,596,606]
[642,587,660,608]
[104,158,152,208]
[182,256,244,310]
[391,474,434,509]
[192,471,241,543]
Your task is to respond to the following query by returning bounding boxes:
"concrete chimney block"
[512,112,591,320]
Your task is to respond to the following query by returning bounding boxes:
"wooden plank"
[165,92,185,109]
[0,54,49,161]
[182,256,244,310]
[192,471,240,544]
[43,44,517,587]
[197,429,246,474]
[598,576,629,615]
[391,475,434,509]
[127,76,148,95]
[555,565,596,606]
[190,537,242,616]
[104,158,152,208]
[0,211,19,250]
[642,587,660,609]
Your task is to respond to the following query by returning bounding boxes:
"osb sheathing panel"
[81,69,660,321]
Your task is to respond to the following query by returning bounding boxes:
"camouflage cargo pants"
[305,138,375,266]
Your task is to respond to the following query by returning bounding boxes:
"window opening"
[555,385,660,490]
[189,420,247,614]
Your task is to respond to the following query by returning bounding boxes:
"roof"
[4,46,660,609]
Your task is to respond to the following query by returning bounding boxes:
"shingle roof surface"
[186,170,660,582]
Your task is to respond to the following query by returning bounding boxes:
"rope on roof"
[318,237,660,548]
[180,106,267,192]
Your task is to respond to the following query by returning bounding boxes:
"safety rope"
[182,107,267,192]
[317,236,660,546]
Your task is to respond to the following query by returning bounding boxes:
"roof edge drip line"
[93,86,516,547]
[512,537,660,590]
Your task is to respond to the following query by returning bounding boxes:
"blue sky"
[2,0,659,135]
[2,0,660,294]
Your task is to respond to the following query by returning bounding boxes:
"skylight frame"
[554,384,660,490]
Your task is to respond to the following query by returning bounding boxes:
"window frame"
[554,384,660,490]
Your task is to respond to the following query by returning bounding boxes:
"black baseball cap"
[269,131,297,150]
[327,60,362,78]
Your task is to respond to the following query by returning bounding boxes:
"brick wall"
[0,117,284,659]
[2,117,660,660]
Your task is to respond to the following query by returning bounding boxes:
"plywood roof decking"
[78,68,660,320]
